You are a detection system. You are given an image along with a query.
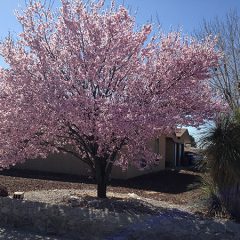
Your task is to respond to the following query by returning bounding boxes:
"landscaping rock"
[67,195,84,207]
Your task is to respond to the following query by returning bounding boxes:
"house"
[16,129,192,179]
[165,128,192,167]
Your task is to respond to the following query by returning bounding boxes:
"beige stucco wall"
[111,136,166,179]
[16,136,166,179]
[16,153,92,177]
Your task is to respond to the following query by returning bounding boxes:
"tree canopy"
[0,0,222,197]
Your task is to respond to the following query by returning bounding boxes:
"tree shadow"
[0,226,65,240]
[0,169,95,184]
[106,208,240,240]
[0,196,239,240]
[110,170,202,194]
[1,169,202,194]
[0,196,150,240]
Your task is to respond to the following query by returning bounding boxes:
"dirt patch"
[0,168,204,203]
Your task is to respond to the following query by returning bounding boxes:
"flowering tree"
[0,0,221,198]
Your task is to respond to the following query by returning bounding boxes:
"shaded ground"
[0,168,204,206]
[1,207,240,240]
[63,194,162,215]
[0,226,67,240]
[107,209,240,240]
[1,190,240,240]
[1,170,239,239]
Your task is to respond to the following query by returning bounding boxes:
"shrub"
[201,113,240,219]
[201,173,228,218]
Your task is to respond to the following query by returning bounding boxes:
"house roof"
[175,128,188,138]
[173,128,192,144]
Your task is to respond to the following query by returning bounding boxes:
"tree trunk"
[95,158,108,198]
[97,178,107,198]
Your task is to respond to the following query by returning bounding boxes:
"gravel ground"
[24,189,190,213]
[2,169,239,239]
[107,213,240,240]
[0,226,69,240]
[4,189,240,240]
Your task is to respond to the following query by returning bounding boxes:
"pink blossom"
[0,0,223,197]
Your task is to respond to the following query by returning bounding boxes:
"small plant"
[0,184,8,197]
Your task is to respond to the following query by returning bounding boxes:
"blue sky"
[1,0,239,36]
[0,0,239,140]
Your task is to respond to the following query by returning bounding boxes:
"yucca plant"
[201,113,240,219]
[201,173,228,218]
